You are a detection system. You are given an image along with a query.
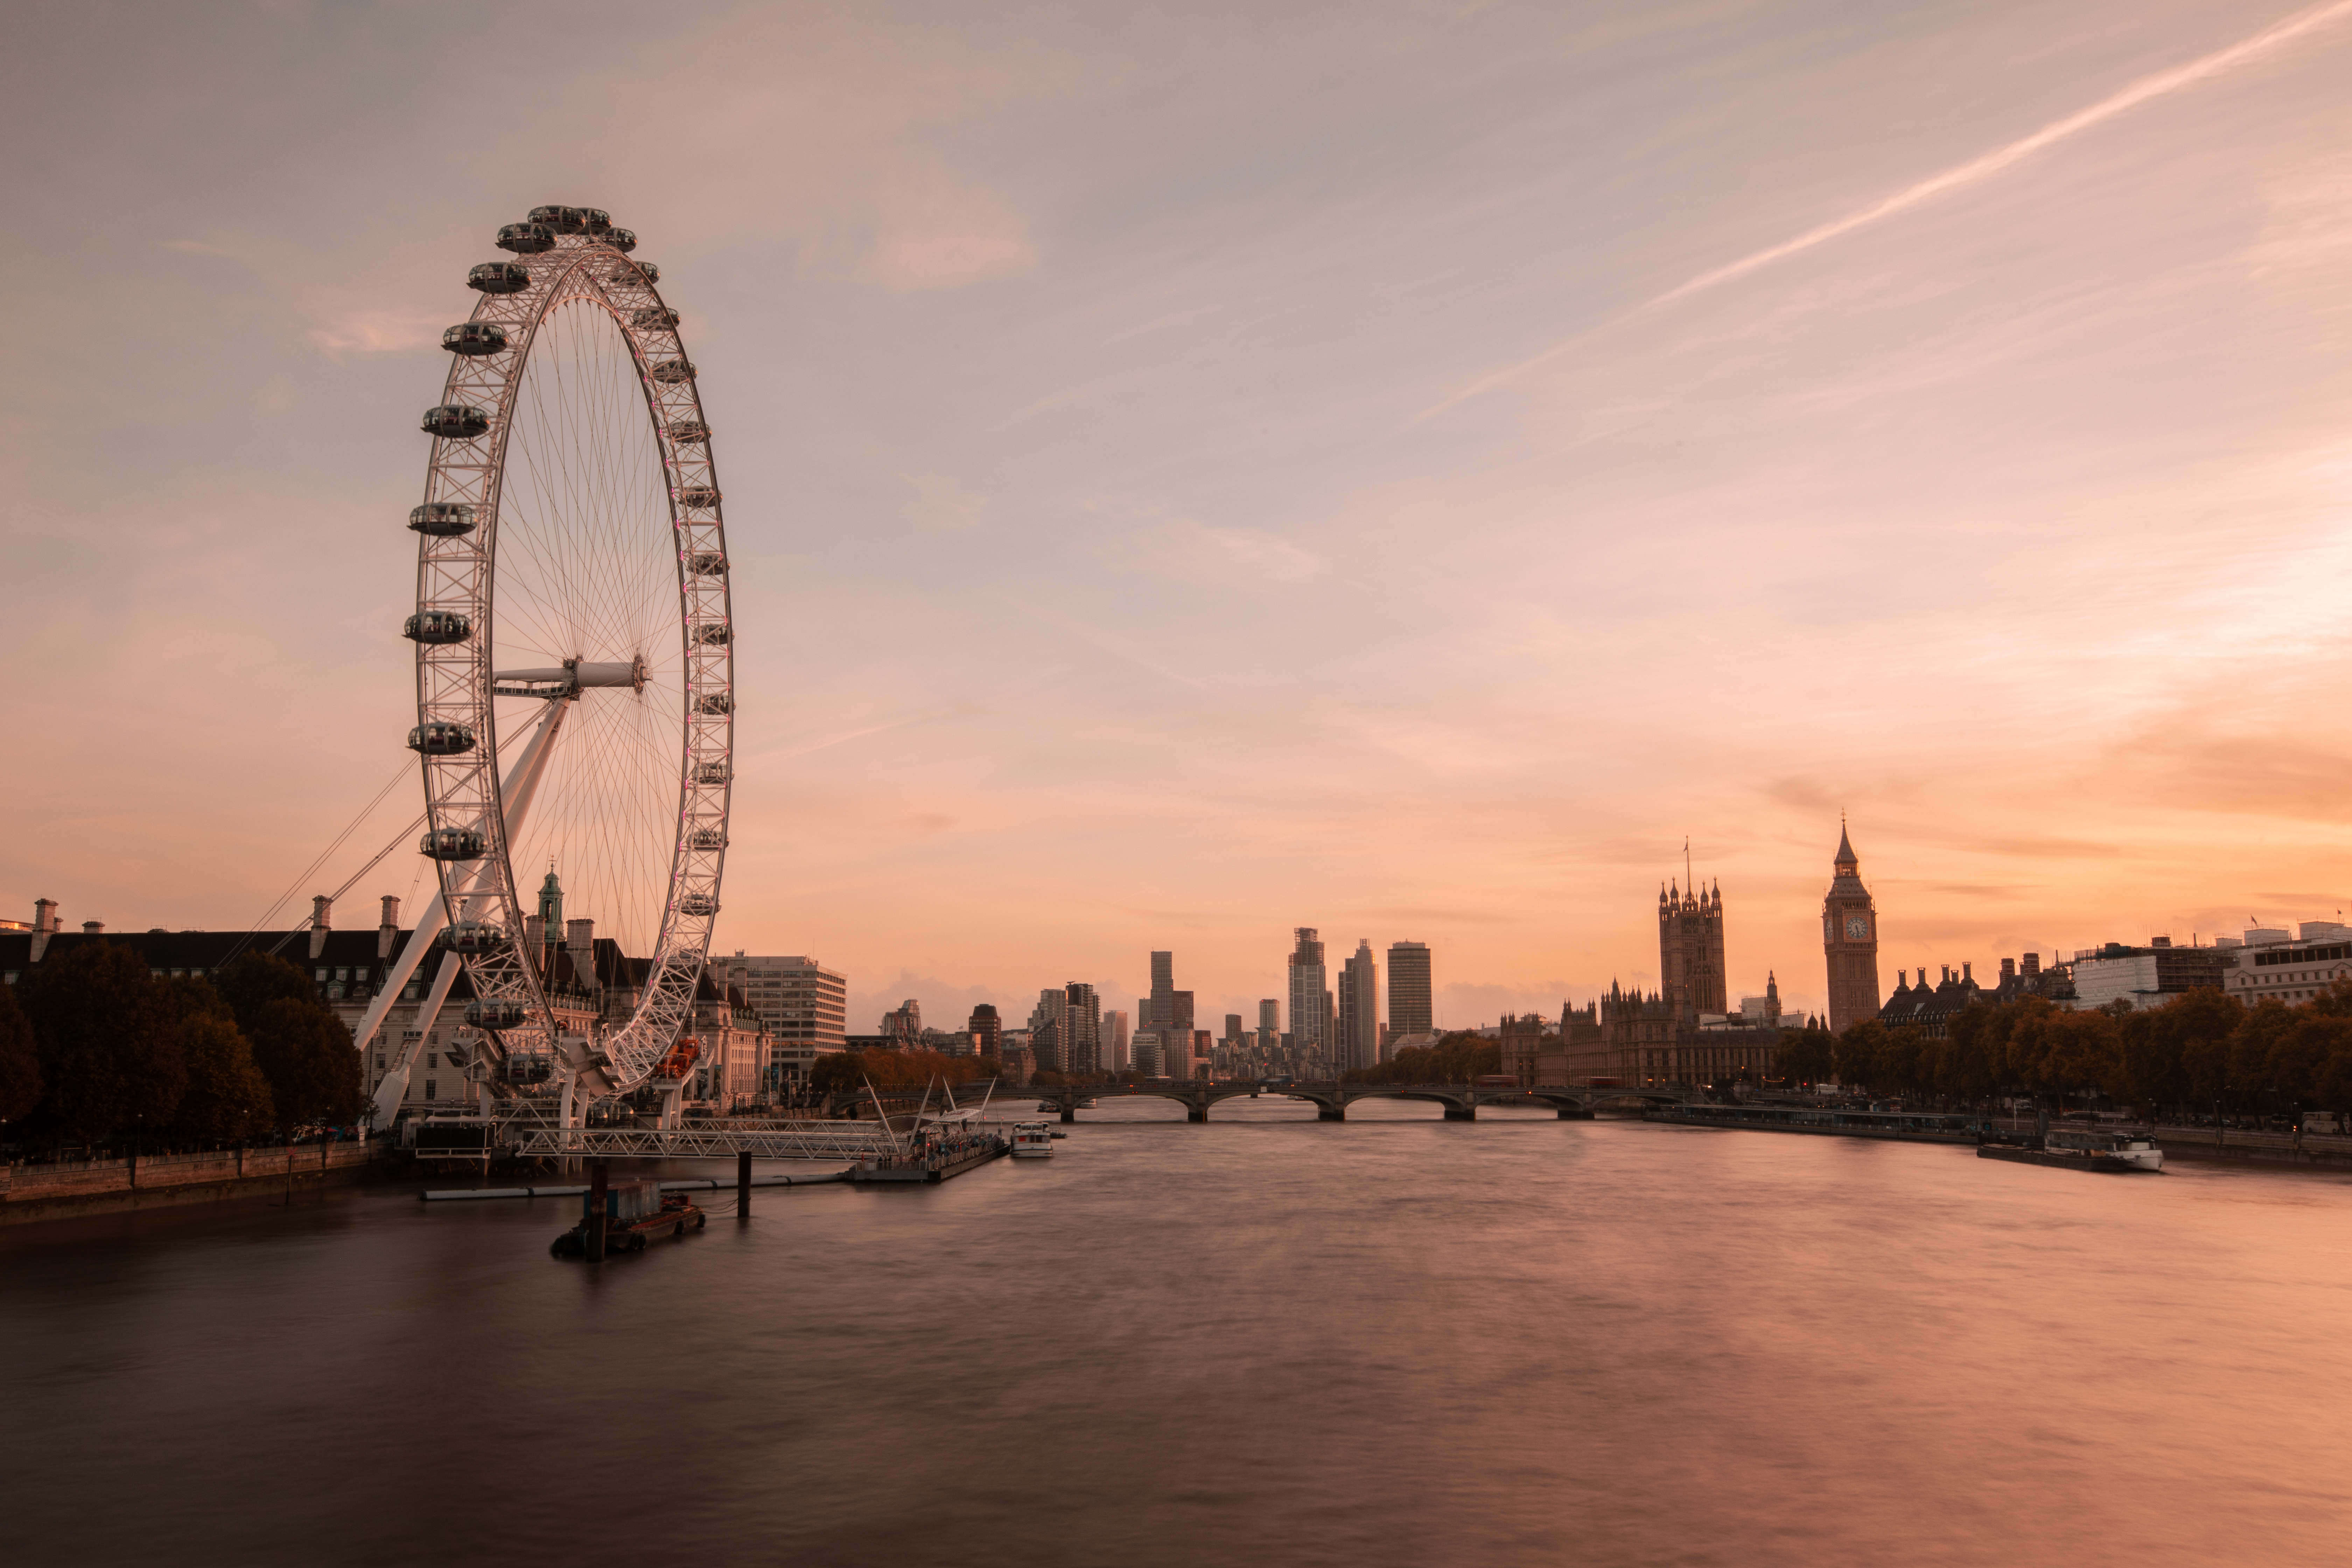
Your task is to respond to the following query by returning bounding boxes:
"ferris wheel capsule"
[469,262,532,295]
[403,611,471,644]
[465,999,530,1029]
[441,921,507,953]
[420,827,485,861]
[408,721,476,756]
[676,894,718,918]
[649,358,694,383]
[497,222,555,254]
[603,228,637,253]
[441,322,508,356]
[691,622,731,646]
[686,552,726,576]
[422,404,491,439]
[409,503,477,536]
[528,205,588,234]
[632,307,680,330]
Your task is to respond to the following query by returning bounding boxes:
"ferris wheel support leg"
[351,695,568,1088]
[558,1073,580,1175]
[367,949,467,1131]
[658,1081,684,1129]
[348,895,451,1066]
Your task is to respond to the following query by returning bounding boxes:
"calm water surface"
[6,1100,2350,1567]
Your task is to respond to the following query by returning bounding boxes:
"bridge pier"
[1558,1105,1593,1119]
[1443,1106,1476,1121]
[1188,1105,1208,1124]
[1318,1105,1345,1122]
[1060,1102,1076,1125]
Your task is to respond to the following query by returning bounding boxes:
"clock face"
[1845,915,1871,941]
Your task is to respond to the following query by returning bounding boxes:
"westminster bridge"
[1014,1079,1696,1124]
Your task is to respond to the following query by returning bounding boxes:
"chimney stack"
[2022,952,2041,976]
[379,895,401,960]
[310,895,332,961]
[29,898,57,962]
[82,920,105,934]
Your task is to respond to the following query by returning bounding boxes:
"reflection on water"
[6,1098,2351,1567]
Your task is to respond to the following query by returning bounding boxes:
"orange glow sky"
[5,2,2352,1032]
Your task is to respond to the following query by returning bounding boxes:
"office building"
[721,952,848,1053]
[1065,981,1101,1075]
[1338,939,1379,1073]
[1101,1008,1130,1072]
[1028,987,1068,1073]
[2220,923,2352,1008]
[1386,940,1431,1038]
[1287,927,1329,1063]
[967,1002,1001,1059]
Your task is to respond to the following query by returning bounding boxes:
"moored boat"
[1977,1127,2163,1174]
[550,1179,707,1256]
[1010,1121,1054,1159]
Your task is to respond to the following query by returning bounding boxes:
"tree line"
[0,944,366,1152]
[1344,1031,1503,1085]
[808,1047,1002,1096]
[1774,986,2352,1115]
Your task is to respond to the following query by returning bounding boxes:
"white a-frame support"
[358,697,572,1129]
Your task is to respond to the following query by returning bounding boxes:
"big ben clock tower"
[1822,820,1882,1032]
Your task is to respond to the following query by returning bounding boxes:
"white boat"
[2046,1127,2164,1171]
[1010,1121,1055,1159]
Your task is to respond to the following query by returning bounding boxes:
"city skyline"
[7,2,2352,1041]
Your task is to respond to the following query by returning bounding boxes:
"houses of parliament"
[1503,826,1875,1088]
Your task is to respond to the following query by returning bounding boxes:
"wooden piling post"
[737,1148,751,1218]
[587,1159,608,1262]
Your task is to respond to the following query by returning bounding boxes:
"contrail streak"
[1412,1,2352,422]
[1651,0,2352,307]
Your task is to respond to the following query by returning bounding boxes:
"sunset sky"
[5,1,2352,1033]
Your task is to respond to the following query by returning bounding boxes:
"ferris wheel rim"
[410,213,733,1098]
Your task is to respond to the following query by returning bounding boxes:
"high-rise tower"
[1386,940,1432,1038]
[1822,821,1882,1032]
[1658,879,1728,1016]
[1338,939,1379,1073]
[1287,927,1329,1061]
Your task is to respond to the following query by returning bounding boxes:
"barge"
[1978,1127,2163,1174]
[550,1178,706,1257]
[847,1129,1010,1184]
[1648,1103,1984,1144]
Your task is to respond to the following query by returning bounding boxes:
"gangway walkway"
[512,1122,894,1161]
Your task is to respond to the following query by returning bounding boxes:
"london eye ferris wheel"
[397,204,733,1108]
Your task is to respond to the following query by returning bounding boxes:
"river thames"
[5,1100,2349,1566]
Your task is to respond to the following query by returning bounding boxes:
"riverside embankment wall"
[1,1142,390,1225]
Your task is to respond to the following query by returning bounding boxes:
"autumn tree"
[17,941,186,1143]
[169,989,276,1143]
[1774,1027,1833,1087]
[245,997,363,1129]
[0,982,41,1126]
[1348,1030,1499,1084]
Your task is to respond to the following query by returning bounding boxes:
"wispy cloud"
[306,309,438,356]
[872,190,1036,290]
